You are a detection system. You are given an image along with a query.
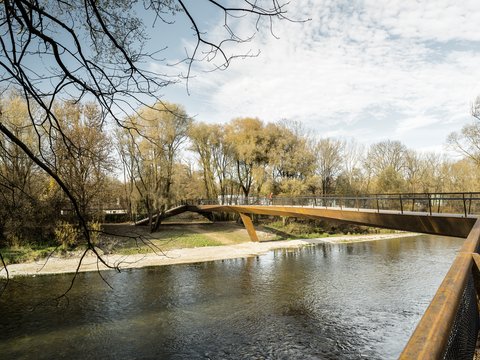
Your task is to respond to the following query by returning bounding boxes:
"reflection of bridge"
[141,192,480,359]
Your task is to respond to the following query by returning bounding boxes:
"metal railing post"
[469,193,473,215]
[400,194,404,214]
[428,193,432,215]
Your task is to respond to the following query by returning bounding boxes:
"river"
[0,235,463,359]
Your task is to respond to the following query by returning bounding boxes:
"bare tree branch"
[0,0,294,295]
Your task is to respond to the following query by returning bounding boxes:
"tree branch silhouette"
[0,0,292,294]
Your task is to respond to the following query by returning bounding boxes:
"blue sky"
[149,0,480,153]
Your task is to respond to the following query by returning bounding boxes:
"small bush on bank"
[54,222,79,249]
[89,221,101,246]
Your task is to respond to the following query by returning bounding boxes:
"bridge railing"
[189,192,480,216]
[400,218,480,359]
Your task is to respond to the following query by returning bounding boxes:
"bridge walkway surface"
[134,205,190,227]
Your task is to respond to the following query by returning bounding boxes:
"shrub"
[88,221,101,246]
[54,222,79,249]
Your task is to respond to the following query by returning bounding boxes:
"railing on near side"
[400,217,480,359]
[189,192,480,217]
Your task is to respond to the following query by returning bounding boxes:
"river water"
[0,235,464,359]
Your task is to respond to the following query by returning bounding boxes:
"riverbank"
[0,232,416,278]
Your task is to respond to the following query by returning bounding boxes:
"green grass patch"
[160,233,223,249]
[115,232,223,255]
[0,245,58,265]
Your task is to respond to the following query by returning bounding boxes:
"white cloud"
[165,0,480,151]
[396,115,439,135]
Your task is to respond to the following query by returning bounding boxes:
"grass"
[158,233,224,249]
[102,224,239,256]
[115,232,224,255]
[0,223,248,264]
[0,244,59,265]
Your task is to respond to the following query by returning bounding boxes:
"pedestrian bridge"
[141,192,480,359]
[144,192,479,240]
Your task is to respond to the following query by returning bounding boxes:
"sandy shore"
[0,232,416,278]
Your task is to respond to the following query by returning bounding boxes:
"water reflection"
[0,235,463,359]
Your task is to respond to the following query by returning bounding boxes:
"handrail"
[188,192,480,217]
[399,217,480,359]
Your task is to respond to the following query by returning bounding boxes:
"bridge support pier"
[239,213,259,242]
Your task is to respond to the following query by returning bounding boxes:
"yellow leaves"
[0,95,32,133]
[226,117,266,163]
[135,101,191,143]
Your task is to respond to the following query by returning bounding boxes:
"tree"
[404,150,423,193]
[315,138,344,194]
[365,140,407,175]
[119,101,191,231]
[374,166,406,193]
[189,122,218,200]
[364,140,407,193]
[226,117,269,199]
[0,95,60,246]
[116,126,139,221]
[210,125,235,203]
[52,101,113,220]
[338,139,365,194]
[0,1,292,288]
[447,97,480,165]
[170,162,205,202]
[418,153,447,193]
[267,121,316,183]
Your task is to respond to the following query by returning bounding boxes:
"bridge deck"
[135,205,190,226]
[189,204,477,238]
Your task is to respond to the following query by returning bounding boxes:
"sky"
[153,0,480,153]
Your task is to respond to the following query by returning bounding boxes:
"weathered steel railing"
[191,192,480,217]
[400,217,480,359]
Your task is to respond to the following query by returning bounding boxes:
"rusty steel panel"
[238,213,259,242]
[188,205,477,238]
[399,252,472,359]
[399,218,480,358]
